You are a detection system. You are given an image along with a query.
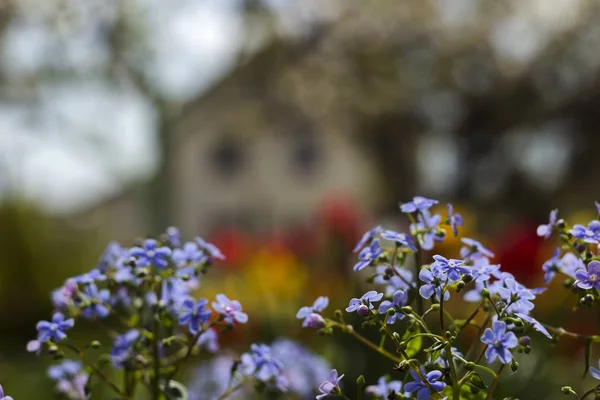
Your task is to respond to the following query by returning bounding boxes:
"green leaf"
[584,337,593,378]
[402,325,422,357]
[469,373,487,390]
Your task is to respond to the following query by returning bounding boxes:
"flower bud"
[462,274,473,284]
[306,313,326,329]
[357,305,370,317]
[518,336,530,346]
[90,340,101,349]
[556,219,566,230]
[510,360,519,372]
[465,362,475,371]
[561,386,574,395]
[356,375,366,387]
[481,288,490,298]
[401,306,413,315]
[455,281,465,293]
[334,310,344,322]
[430,303,440,311]
[524,345,531,354]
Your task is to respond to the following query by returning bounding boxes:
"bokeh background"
[2,0,600,398]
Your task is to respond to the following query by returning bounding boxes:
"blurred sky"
[0,0,245,212]
[0,0,584,213]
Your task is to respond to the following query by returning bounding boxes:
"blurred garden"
[3,0,600,399]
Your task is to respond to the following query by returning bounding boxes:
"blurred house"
[73,38,381,241]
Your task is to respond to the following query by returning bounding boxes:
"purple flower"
[240,344,285,384]
[270,339,331,398]
[410,211,443,250]
[129,239,172,269]
[212,294,248,324]
[590,359,600,380]
[80,283,110,319]
[317,369,344,400]
[0,385,13,400]
[47,360,81,380]
[353,239,383,272]
[110,329,140,368]
[365,376,403,398]
[353,226,382,253]
[429,347,463,368]
[73,268,107,284]
[497,278,535,314]
[149,278,191,313]
[460,238,494,259]
[404,369,445,399]
[346,291,383,315]
[374,266,414,293]
[515,313,551,339]
[196,237,225,260]
[304,313,326,329]
[575,260,600,290]
[37,312,74,342]
[166,226,181,248]
[560,252,585,279]
[381,230,417,251]
[446,203,463,237]
[378,290,407,324]
[196,328,220,353]
[400,196,438,213]
[26,339,41,355]
[541,248,561,283]
[52,279,79,309]
[98,241,127,272]
[297,296,329,327]
[481,320,518,364]
[537,209,558,239]
[470,258,500,283]
[179,298,212,335]
[48,360,88,400]
[570,221,600,244]
[418,266,450,302]
[172,242,205,267]
[431,255,469,282]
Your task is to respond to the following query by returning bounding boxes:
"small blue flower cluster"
[187,338,330,400]
[299,197,600,400]
[4,198,600,399]
[22,227,291,400]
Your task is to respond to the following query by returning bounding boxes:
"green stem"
[402,332,443,345]
[543,324,600,342]
[445,343,460,400]
[151,284,162,400]
[456,301,484,337]
[485,364,505,400]
[440,279,448,333]
[414,248,424,315]
[217,379,246,400]
[330,321,403,363]
[452,354,497,378]
[580,384,600,400]
[409,312,433,334]
[461,310,492,373]
[368,313,444,400]
[65,343,128,398]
